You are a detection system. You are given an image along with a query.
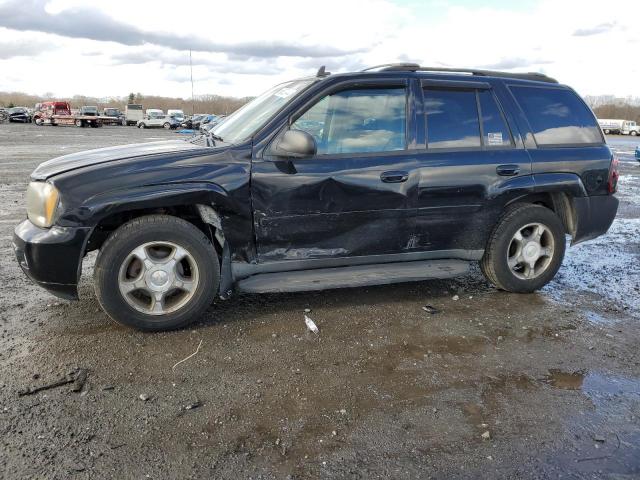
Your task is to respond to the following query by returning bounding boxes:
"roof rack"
[361,63,558,84]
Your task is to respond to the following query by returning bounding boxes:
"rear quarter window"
[510,86,602,146]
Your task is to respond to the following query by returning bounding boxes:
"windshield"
[211,79,315,144]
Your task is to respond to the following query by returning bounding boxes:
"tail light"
[608,156,619,194]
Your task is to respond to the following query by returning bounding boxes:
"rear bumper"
[572,195,619,245]
[13,220,91,300]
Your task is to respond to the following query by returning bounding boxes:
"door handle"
[496,165,520,176]
[380,171,409,183]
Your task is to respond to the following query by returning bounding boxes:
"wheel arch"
[78,183,239,295]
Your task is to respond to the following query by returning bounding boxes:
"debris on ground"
[70,369,88,393]
[139,393,150,402]
[183,401,201,411]
[18,369,87,397]
[481,430,491,440]
[172,340,203,371]
[452,295,460,301]
[304,315,319,334]
[422,305,440,314]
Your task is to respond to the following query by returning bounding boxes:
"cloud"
[110,48,282,75]
[0,0,362,58]
[0,38,53,59]
[477,57,553,70]
[573,22,618,37]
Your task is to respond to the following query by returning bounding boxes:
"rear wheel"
[138,123,146,129]
[163,122,171,129]
[75,119,83,127]
[94,215,219,331]
[480,204,566,293]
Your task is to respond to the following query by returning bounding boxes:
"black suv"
[13,64,619,331]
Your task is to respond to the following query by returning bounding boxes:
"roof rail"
[362,63,558,84]
[361,63,421,72]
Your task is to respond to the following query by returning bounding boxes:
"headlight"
[26,181,59,228]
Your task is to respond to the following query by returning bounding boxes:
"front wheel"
[480,204,566,293]
[138,123,145,129]
[94,215,220,331]
[163,122,171,129]
[631,131,638,136]
[75,119,83,127]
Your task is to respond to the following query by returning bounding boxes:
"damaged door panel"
[252,83,419,261]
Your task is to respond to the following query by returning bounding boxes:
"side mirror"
[271,130,316,158]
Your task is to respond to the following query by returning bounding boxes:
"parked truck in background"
[598,118,640,136]
[102,108,126,126]
[124,104,143,126]
[33,102,104,127]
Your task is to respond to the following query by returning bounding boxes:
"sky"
[0,0,637,99]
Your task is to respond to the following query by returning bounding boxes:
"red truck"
[32,102,107,127]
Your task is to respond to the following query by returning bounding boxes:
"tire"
[34,117,43,126]
[480,204,566,293]
[163,122,171,129]
[75,119,83,127]
[631,131,638,136]
[94,215,220,331]
[138,123,145,129]
[603,129,610,135]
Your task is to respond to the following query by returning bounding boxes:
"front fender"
[58,181,255,264]
[60,181,239,227]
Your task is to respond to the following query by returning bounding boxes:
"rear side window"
[510,86,602,146]
[424,89,480,149]
[478,90,512,148]
[424,88,514,149]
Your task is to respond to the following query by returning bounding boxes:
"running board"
[235,259,470,293]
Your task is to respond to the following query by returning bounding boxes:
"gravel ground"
[0,123,639,479]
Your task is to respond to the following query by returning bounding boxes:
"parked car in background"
[598,118,640,135]
[137,111,179,129]
[102,108,126,126]
[125,104,143,126]
[12,64,619,331]
[167,109,185,123]
[182,114,218,130]
[199,116,224,133]
[80,106,98,117]
[180,114,205,129]
[5,107,31,123]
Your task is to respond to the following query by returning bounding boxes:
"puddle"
[543,369,640,475]
[544,369,586,390]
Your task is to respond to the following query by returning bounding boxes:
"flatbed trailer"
[51,115,111,127]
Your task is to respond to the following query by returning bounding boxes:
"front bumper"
[13,220,91,300]
[573,194,619,245]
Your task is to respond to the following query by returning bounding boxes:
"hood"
[32,140,206,180]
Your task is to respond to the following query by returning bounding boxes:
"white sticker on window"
[274,87,297,99]
[487,132,503,145]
